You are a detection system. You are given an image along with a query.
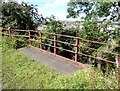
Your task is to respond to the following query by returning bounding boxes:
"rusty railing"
[1,28,120,87]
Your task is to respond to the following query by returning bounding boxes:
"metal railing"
[2,27,120,86]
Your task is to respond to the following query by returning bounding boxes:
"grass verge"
[2,37,118,89]
[2,37,59,89]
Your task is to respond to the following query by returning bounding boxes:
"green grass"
[2,36,118,89]
[2,45,60,89]
[2,37,60,89]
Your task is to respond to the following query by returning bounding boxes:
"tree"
[1,1,44,30]
[67,0,120,71]
[67,0,120,45]
[44,15,63,33]
[67,0,120,21]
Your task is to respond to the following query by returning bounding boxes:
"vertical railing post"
[28,30,31,46]
[118,55,120,88]
[75,37,79,62]
[106,63,109,77]
[8,27,11,38]
[116,55,120,88]
[40,32,42,49]
[54,33,56,56]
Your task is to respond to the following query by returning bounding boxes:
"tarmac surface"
[18,47,82,75]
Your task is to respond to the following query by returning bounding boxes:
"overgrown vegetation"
[2,37,118,89]
[2,37,59,89]
[66,0,120,72]
[1,0,120,89]
[1,1,44,29]
[2,36,29,49]
[67,1,120,21]
[32,16,119,73]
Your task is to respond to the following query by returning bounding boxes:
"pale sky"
[4,0,80,21]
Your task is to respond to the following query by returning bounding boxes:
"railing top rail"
[2,28,120,56]
[78,52,116,64]
[8,29,108,46]
[40,31,108,45]
[13,29,33,32]
[79,45,119,56]
[0,28,116,45]
[78,38,106,45]
[40,32,76,38]
[1,28,35,32]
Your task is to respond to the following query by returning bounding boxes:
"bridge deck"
[18,47,82,75]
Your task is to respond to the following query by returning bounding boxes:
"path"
[18,47,82,75]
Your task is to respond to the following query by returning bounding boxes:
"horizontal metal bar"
[3,29,119,64]
[41,32,111,46]
[30,39,75,53]
[4,29,116,49]
[40,32,54,35]
[56,40,75,46]
[41,43,54,48]
[30,35,40,39]
[29,39,40,43]
[30,38,119,58]
[37,37,75,46]
[12,35,29,38]
[30,39,54,45]
[13,30,30,32]
[78,52,116,64]
[13,29,37,32]
[56,46,75,54]
[41,32,76,39]
[30,30,39,33]
[30,39,54,48]
[79,45,119,56]
[42,37,54,41]
[78,38,106,45]
[11,30,111,46]
[55,34,76,39]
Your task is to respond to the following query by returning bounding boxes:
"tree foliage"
[66,1,120,70]
[42,16,79,59]
[2,1,44,29]
[44,15,63,33]
[67,0,120,48]
[67,0,120,21]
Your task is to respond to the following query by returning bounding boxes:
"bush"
[47,67,118,89]
[2,37,29,50]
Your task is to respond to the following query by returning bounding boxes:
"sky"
[5,0,80,21]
